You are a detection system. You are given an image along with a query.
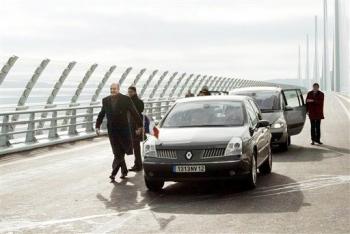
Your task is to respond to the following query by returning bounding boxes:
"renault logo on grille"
[185,151,193,160]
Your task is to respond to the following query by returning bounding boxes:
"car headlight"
[224,137,243,156]
[143,136,158,158]
[271,122,284,128]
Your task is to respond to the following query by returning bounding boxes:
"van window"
[232,91,281,112]
[283,90,301,107]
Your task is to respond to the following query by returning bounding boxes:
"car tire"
[145,177,164,192]
[279,136,289,151]
[259,146,272,174]
[288,135,291,146]
[244,153,257,189]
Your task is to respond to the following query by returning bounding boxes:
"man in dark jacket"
[128,86,144,172]
[198,86,211,96]
[96,83,143,182]
[306,83,324,145]
[185,89,194,98]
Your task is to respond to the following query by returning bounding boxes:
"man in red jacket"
[306,83,324,145]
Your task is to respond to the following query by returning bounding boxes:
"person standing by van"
[306,83,324,145]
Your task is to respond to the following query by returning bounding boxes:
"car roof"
[229,86,282,93]
[175,95,250,104]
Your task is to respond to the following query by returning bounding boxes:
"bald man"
[96,83,143,182]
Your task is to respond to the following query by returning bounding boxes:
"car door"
[282,89,307,136]
[248,99,270,160]
[245,100,265,165]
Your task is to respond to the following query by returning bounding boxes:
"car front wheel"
[260,146,272,174]
[145,177,164,192]
[244,153,257,189]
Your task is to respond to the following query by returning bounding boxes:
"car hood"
[158,127,246,146]
[261,111,284,124]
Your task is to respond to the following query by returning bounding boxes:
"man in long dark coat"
[127,86,144,172]
[95,83,143,182]
[306,83,324,145]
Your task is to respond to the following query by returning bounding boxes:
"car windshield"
[161,101,244,128]
[233,91,281,112]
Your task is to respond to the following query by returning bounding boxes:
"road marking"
[250,175,350,198]
[335,94,350,119]
[0,138,109,168]
[1,175,348,232]
[336,93,350,102]
[0,208,150,233]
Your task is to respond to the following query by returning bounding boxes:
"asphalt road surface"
[1,93,349,233]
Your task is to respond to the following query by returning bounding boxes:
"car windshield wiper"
[260,109,280,113]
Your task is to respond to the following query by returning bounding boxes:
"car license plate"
[173,165,206,173]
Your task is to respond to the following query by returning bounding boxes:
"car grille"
[156,149,177,159]
[202,148,226,159]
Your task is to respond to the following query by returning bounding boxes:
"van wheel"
[288,135,291,146]
[260,146,272,174]
[145,177,164,192]
[279,137,289,151]
[244,153,257,189]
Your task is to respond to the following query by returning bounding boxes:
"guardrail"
[0,55,302,155]
[0,99,175,155]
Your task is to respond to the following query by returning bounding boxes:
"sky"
[0,0,343,81]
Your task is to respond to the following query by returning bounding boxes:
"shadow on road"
[97,172,305,217]
[272,144,346,162]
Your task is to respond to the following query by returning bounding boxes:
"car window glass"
[248,99,262,120]
[245,101,258,127]
[232,91,281,111]
[283,90,301,107]
[161,101,244,128]
[297,89,304,105]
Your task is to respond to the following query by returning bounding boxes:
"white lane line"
[0,138,109,168]
[334,94,350,119]
[336,93,350,102]
[0,208,150,233]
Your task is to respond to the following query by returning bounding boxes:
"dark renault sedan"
[143,96,272,191]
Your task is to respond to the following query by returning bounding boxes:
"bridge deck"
[0,93,349,233]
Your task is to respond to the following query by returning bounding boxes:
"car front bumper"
[270,128,288,144]
[143,159,251,182]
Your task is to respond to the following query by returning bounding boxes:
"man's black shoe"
[129,166,142,172]
[120,173,128,179]
[109,175,116,183]
[316,141,323,145]
[311,141,315,145]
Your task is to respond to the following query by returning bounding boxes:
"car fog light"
[229,170,236,176]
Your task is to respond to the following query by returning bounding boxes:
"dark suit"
[96,94,142,177]
[130,95,144,169]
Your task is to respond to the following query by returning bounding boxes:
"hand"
[135,128,143,136]
[95,128,101,136]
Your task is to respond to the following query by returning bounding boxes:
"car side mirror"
[284,106,293,111]
[249,127,254,136]
[257,120,270,128]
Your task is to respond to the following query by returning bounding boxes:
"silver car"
[229,87,307,151]
[143,95,272,191]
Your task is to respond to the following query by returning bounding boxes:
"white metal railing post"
[68,109,78,135]
[25,112,37,143]
[0,115,10,147]
[85,107,94,132]
[0,55,18,86]
[48,110,58,139]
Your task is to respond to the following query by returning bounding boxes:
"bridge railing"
[0,55,288,155]
[0,99,175,155]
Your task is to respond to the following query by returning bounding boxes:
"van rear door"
[282,89,307,135]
